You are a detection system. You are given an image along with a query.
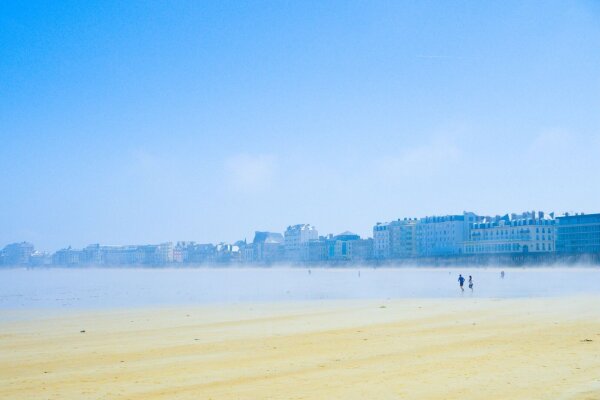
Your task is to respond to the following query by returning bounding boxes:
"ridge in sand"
[1,297,600,399]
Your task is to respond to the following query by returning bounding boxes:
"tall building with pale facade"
[373,223,390,259]
[284,224,318,262]
[1,242,34,265]
[389,218,418,258]
[417,212,482,257]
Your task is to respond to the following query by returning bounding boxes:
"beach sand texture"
[1,297,600,399]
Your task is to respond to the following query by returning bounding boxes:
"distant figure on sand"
[458,274,465,291]
[501,270,505,279]
[468,275,473,291]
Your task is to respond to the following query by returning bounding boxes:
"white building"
[465,211,555,254]
[417,212,482,257]
[284,224,318,262]
[1,242,34,265]
[155,242,174,264]
[373,223,390,259]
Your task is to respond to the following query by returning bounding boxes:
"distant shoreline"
[2,252,600,269]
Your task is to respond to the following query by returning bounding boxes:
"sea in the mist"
[1,266,599,311]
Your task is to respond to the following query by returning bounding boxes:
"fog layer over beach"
[1,266,600,311]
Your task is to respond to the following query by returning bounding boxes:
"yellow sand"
[1,297,600,399]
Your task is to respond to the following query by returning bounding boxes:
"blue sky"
[1,1,600,251]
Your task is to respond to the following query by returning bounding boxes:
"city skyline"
[0,208,593,253]
[2,1,600,250]
[2,209,597,264]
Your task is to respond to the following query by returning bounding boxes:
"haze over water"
[1,267,599,311]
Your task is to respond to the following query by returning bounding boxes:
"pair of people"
[458,274,473,291]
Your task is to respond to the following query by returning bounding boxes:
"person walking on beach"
[501,270,505,279]
[458,274,465,291]
[468,275,473,291]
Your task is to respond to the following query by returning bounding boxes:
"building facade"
[52,247,83,265]
[251,231,284,263]
[465,211,555,255]
[284,224,318,262]
[29,251,52,266]
[556,213,600,254]
[373,223,390,259]
[49,243,175,266]
[389,218,418,258]
[1,242,34,265]
[327,232,359,261]
[417,212,481,257]
[306,238,328,262]
[348,238,373,261]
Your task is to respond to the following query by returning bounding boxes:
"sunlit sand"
[2,297,600,399]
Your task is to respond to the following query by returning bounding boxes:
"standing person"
[458,274,465,291]
[468,275,473,291]
[501,270,505,279]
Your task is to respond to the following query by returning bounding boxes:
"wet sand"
[1,297,600,399]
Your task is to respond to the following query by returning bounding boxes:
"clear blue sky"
[2,1,600,251]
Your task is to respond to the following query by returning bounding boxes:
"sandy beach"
[1,297,600,399]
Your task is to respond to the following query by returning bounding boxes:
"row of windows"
[474,227,553,235]
[556,245,600,252]
[473,219,554,229]
[557,217,600,225]
[557,226,600,233]
[466,243,553,253]
[472,235,553,241]
[472,236,531,242]
[556,238,600,245]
